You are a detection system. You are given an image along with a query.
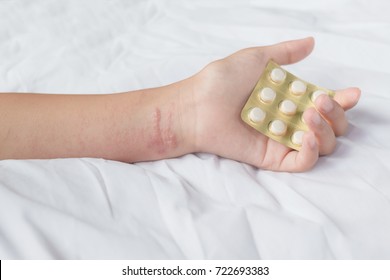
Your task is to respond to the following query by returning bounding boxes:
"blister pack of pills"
[241,60,335,150]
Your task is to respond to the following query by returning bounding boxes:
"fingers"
[315,94,348,136]
[301,86,361,155]
[257,87,360,172]
[279,131,319,172]
[313,87,361,138]
[263,37,315,65]
[271,88,358,171]
[304,107,337,155]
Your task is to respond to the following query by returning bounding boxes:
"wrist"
[176,77,199,155]
[128,78,198,162]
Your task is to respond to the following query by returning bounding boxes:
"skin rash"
[148,107,178,155]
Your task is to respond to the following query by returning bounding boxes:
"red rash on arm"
[148,107,178,155]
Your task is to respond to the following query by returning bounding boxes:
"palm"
[194,51,294,170]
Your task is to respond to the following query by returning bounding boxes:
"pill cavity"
[269,119,287,136]
[270,68,286,83]
[311,90,327,102]
[291,130,305,145]
[279,99,297,115]
[290,80,307,96]
[259,87,276,103]
[249,107,266,123]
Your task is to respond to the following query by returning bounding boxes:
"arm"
[0,82,196,162]
[0,37,360,171]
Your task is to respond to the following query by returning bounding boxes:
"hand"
[0,38,359,167]
[186,37,360,172]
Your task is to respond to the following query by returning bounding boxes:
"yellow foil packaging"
[241,60,335,150]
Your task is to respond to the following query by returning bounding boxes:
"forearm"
[0,80,195,162]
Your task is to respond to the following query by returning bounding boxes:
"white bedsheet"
[1,0,390,259]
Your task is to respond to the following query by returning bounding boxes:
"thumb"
[263,37,315,65]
